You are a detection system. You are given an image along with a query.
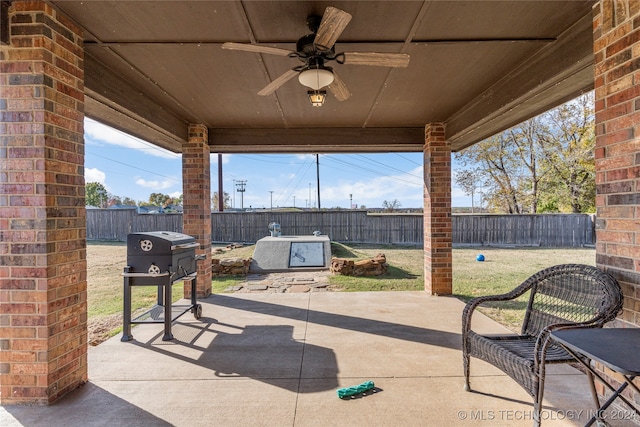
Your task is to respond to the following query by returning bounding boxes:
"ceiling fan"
[222,6,410,106]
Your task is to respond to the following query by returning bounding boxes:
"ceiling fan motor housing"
[296,33,318,56]
[306,15,322,33]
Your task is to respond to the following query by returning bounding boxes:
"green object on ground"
[337,380,375,398]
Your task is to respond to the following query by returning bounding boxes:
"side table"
[551,328,640,427]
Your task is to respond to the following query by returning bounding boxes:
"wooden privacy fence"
[86,210,595,247]
[85,209,183,240]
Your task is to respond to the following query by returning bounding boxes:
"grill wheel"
[140,239,153,251]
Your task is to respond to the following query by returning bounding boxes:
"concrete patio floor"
[1,291,633,426]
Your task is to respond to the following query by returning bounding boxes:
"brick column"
[0,2,87,404]
[182,124,212,298]
[593,0,640,328]
[423,123,452,295]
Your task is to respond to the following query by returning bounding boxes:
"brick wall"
[593,0,640,327]
[593,0,640,403]
[0,1,87,403]
[182,124,212,298]
[423,123,452,295]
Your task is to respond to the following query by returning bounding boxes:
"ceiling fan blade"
[314,7,352,51]
[342,52,410,68]
[328,72,351,102]
[257,69,298,96]
[222,42,292,57]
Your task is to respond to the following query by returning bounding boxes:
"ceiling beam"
[445,12,594,152]
[84,54,189,152]
[208,127,425,153]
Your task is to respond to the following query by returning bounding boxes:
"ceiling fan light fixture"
[298,67,334,90]
[307,90,327,107]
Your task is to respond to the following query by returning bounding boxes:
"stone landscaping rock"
[288,285,311,293]
[211,257,252,276]
[222,270,331,294]
[330,253,388,277]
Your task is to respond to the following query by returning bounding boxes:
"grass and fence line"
[86,210,596,343]
[87,209,595,247]
[87,240,596,344]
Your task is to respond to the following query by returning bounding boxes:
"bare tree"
[455,169,480,213]
[212,191,232,209]
[382,199,401,212]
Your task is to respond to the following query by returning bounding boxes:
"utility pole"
[217,153,224,212]
[316,153,321,210]
[349,194,353,209]
[269,190,274,210]
[235,180,247,209]
[232,179,236,208]
[308,183,311,209]
[293,195,296,208]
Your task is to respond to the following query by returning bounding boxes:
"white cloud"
[295,154,315,161]
[169,191,182,198]
[135,178,176,190]
[85,167,106,185]
[84,118,179,159]
[320,165,423,207]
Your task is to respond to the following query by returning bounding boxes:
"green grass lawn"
[88,241,596,342]
[214,242,595,331]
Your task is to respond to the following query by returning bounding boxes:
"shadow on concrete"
[209,294,461,350]
[0,382,172,427]
[131,317,339,393]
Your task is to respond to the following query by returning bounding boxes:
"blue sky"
[84,118,471,209]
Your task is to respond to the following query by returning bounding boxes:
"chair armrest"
[534,322,603,367]
[462,285,533,335]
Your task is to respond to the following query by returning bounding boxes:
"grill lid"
[127,231,197,255]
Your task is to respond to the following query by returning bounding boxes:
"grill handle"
[171,242,200,250]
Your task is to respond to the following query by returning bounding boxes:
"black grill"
[122,231,203,342]
[126,231,199,282]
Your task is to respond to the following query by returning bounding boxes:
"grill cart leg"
[187,275,202,319]
[121,267,133,342]
[162,274,173,341]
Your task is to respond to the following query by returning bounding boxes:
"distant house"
[164,204,183,213]
[107,204,137,210]
[138,205,163,214]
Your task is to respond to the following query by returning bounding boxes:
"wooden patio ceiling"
[51,0,596,154]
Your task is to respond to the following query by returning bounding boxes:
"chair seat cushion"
[466,331,576,396]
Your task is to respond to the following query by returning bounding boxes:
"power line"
[274,158,314,206]
[86,152,180,182]
[353,154,423,179]
[235,154,306,164]
[394,152,423,166]
[322,156,422,186]
[235,180,247,209]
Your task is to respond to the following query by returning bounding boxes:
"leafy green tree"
[537,93,595,213]
[86,182,108,207]
[149,192,171,207]
[455,93,595,214]
[122,197,137,206]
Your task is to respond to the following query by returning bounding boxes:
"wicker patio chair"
[462,264,623,427]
